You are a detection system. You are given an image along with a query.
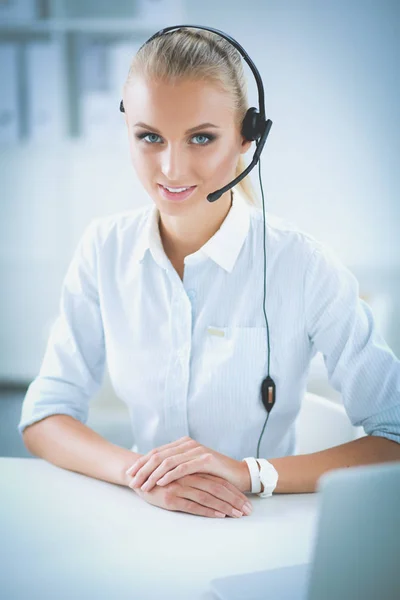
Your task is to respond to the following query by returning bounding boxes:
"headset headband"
[139,25,266,123]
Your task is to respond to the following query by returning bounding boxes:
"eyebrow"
[133,122,220,135]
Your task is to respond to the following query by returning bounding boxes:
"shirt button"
[187,289,197,300]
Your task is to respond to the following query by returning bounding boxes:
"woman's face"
[123,75,252,215]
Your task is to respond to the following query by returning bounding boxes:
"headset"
[120,25,276,459]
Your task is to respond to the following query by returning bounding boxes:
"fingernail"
[215,511,226,518]
[232,509,243,518]
[242,504,252,515]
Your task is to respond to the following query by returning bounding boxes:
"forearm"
[22,414,141,487]
[267,435,400,494]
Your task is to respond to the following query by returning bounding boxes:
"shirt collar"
[135,186,251,273]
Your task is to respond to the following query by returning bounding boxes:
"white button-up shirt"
[18,187,400,459]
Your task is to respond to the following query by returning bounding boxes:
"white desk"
[0,458,321,600]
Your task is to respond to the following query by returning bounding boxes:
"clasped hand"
[125,436,253,517]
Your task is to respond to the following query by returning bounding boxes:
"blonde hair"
[124,27,259,207]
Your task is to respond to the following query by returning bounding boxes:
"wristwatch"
[242,457,279,498]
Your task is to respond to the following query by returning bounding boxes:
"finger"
[155,454,215,488]
[125,438,189,477]
[180,475,252,515]
[135,477,226,519]
[129,445,201,491]
[125,437,194,477]
[179,485,245,518]
[136,474,248,518]
[138,447,204,492]
[198,474,251,505]
[172,496,227,519]
[125,437,199,477]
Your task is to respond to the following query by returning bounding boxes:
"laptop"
[210,459,400,600]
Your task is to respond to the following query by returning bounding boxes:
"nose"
[160,143,189,183]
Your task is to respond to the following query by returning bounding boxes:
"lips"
[158,184,197,202]
[161,184,193,190]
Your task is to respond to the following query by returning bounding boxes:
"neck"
[158,189,233,260]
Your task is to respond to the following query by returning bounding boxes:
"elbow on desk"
[21,414,79,456]
[22,416,52,455]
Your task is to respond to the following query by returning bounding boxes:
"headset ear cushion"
[242,107,262,141]
[120,100,125,113]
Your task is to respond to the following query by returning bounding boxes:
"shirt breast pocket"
[201,325,269,408]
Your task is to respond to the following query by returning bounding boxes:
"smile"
[158,184,197,202]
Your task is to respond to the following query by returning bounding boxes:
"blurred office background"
[1,0,399,457]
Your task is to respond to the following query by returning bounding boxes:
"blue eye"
[137,133,162,144]
[135,132,216,145]
[192,134,214,145]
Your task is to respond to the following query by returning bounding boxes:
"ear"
[240,136,253,154]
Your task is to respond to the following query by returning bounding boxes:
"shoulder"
[249,205,328,269]
[84,203,152,249]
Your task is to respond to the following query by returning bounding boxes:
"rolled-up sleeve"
[304,242,400,444]
[18,219,106,436]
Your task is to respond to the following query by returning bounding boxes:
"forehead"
[124,76,235,129]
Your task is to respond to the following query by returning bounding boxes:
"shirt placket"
[164,274,193,441]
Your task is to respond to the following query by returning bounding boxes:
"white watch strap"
[256,458,279,498]
[242,457,261,493]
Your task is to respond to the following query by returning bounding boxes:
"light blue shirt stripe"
[18,187,400,459]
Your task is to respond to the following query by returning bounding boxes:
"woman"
[19,27,400,519]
